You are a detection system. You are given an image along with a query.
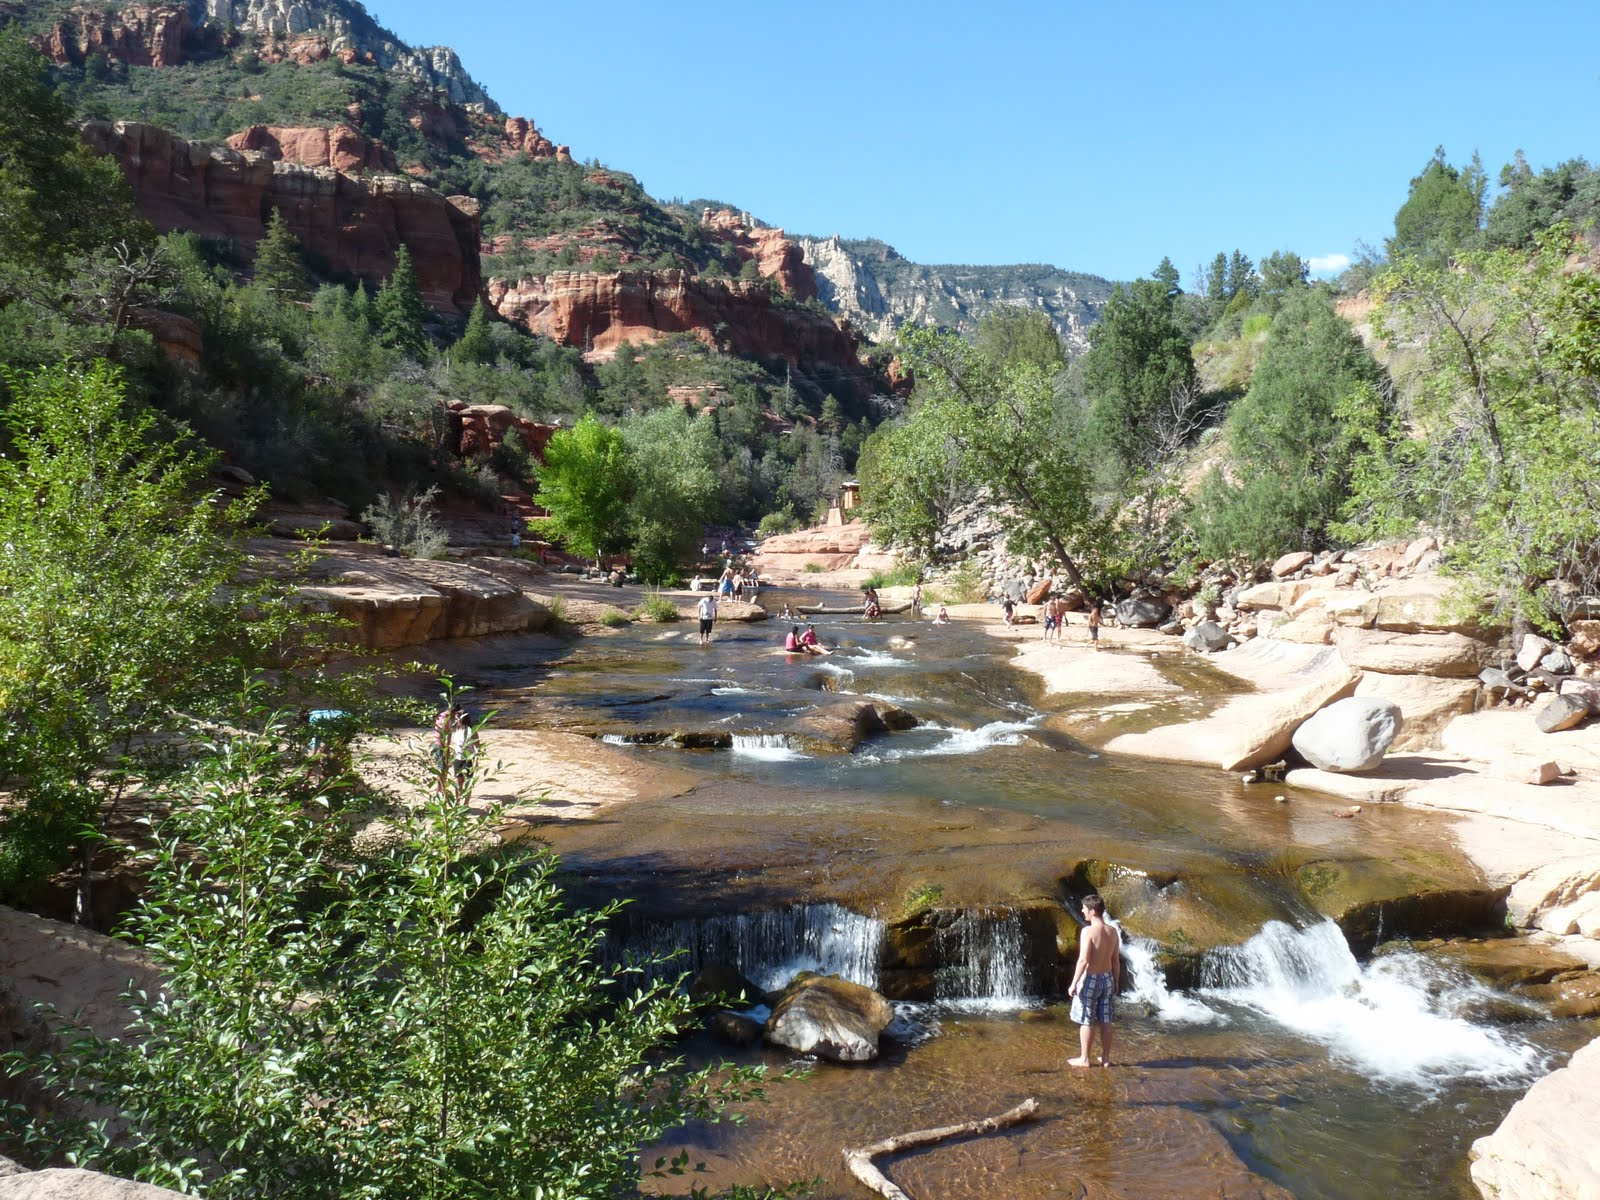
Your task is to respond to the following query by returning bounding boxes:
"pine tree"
[375,245,430,360]
[453,298,493,365]
[252,209,308,301]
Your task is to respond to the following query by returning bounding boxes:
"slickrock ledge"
[1470,1037,1600,1200]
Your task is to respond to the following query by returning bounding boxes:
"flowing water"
[458,589,1596,1199]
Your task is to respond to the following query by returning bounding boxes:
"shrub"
[635,590,681,622]
[757,506,800,537]
[3,710,770,1198]
[598,608,631,627]
[360,484,449,559]
[863,563,922,590]
[803,562,824,574]
[928,559,985,605]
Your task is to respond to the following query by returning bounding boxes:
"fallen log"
[842,1097,1041,1199]
[796,601,913,616]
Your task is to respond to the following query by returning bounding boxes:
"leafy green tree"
[1152,256,1181,298]
[534,412,635,565]
[1225,251,1258,301]
[887,327,1106,590]
[855,412,962,562]
[1485,153,1600,250]
[251,209,309,302]
[0,363,316,912]
[972,305,1066,374]
[1388,147,1487,265]
[1338,233,1600,626]
[0,29,145,293]
[1191,288,1384,558]
[5,709,771,1199]
[1078,276,1200,487]
[621,406,722,580]
[375,245,430,360]
[1258,249,1309,305]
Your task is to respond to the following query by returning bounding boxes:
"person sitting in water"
[934,603,950,624]
[778,601,795,620]
[800,623,827,654]
[783,625,802,653]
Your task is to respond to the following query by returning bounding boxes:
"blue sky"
[376,0,1598,285]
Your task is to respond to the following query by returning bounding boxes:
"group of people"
[781,623,828,655]
[718,567,758,600]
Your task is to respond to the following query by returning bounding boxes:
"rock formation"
[36,3,191,68]
[82,120,483,315]
[797,234,1115,351]
[226,123,397,173]
[764,973,895,1063]
[1470,1037,1600,1199]
[700,208,818,300]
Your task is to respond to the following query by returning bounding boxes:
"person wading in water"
[1067,894,1121,1067]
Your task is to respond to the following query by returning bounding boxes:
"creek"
[464,589,1596,1199]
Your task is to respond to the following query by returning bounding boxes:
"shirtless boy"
[1067,894,1120,1067]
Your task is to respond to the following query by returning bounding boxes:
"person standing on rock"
[697,592,718,646]
[1068,894,1120,1067]
[1087,601,1102,646]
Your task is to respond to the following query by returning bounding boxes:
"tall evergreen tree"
[453,298,493,365]
[1388,147,1487,264]
[251,210,309,302]
[375,246,430,360]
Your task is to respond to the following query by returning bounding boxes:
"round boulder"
[1116,596,1171,628]
[1291,697,1404,773]
[1183,620,1233,653]
[765,972,895,1063]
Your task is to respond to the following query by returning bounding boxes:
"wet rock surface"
[765,973,895,1062]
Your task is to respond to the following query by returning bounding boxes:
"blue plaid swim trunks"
[1071,971,1115,1026]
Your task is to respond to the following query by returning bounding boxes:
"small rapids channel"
[467,588,1595,1199]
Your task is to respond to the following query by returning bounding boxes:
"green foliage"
[972,306,1066,374]
[635,590,681,622]
[803,562,824,574]
[1388,147,1487,265]
[0,363,349,901]
[1338,234,1600,626]
[1079,276,1202,488]
[862,563,922,590]
[375,246,431,360]
[756,506,800,538]
[1191,289,1384,559]
[361,484,450,559]
[534,413,634,564]
[251,209,309,302]
[622,406,722,581]
[598,608,632,627]
[1485,153,1600,251]
[453,299,494,365]
[928,559,985,605]
[4,709,768,1198]
[0,30,146,289]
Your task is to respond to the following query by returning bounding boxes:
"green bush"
[803,562,824,574]
[635,590,681,622]
[598,608,631,627]
[3,710,770,1198]
[360,484,449,559]
[757,506,800,537]
[863,563,922,590]
[928,559,985,605]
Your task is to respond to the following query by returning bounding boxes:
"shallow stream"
[458,590,1596,1198]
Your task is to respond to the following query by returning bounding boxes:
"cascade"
[935,909,1036,1010]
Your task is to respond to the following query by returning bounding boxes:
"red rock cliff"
[227,124,397,173]
[37,4,190,68]
[82,120,483,315]
[700,207,818,300]
[487,270,878,398]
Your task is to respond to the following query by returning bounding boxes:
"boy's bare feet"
[1067,1056,1093,1068]
[1099,1059,1112,1068]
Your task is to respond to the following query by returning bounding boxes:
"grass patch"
[634,590,680,622]
[863,563,922,590]
[803,562,824,574]
[542,594,568,625]
[899,882,944,919]
[597,609,631,627]
[927,559,985,605]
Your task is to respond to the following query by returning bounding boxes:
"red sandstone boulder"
[227,124,398,174]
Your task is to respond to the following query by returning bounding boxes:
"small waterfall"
[935,909,1036,1011]
[1116,926,1221,1024]
[1196,920,1543,1087]
[731,733,805,761]
[612,903,884,992]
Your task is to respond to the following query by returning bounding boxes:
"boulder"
[1024,577,1054,605]
[1401,535,1439,571]
[1353,674,1476,750]
[0,1167,191,1198]
[1331,628,1495,678]
[1539,647,1574,676]
[710,1011,764,1047]
[764,973,895,1063]
[1182,620,1232,653]
[1535,694,1590,734]
[1116,596,1171,628]
[1235,581,1289,611]
[688,964,763,1007]
[1291,696,1403,773]
[790,700,888,753]
[1559,678,1600,715]
[1470,1036,1600,1200]
[1517,633,1555,673]
[1491,758,1561,786]
[1272,551,1314,578]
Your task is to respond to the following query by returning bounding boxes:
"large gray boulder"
[1535,694,1590,734]
[1182,620,1233,653]
[0,1167,189,1198]
[1116,596,1171,628]
[764,973,895,1063]
[1291,696,1404,773]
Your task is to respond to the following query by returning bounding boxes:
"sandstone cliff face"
[226,123,396,173]
[486,270,877,396]
[700,208,818,300]
[38,3,191,67]
[797,235,1114,351]
[447,402,556,461]
[83,120,482,315]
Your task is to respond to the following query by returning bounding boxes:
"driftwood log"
[842,1097,1041,1199]
[797,600,913,616]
